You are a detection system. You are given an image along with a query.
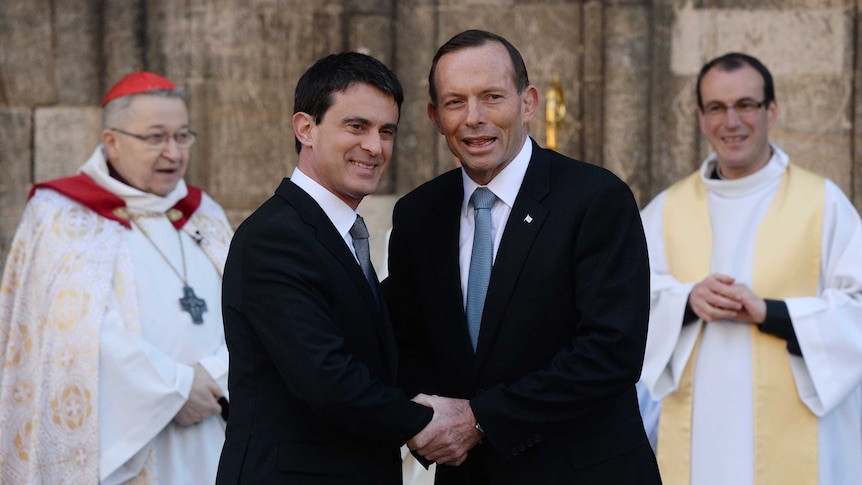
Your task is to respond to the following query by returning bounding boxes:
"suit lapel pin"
[524,214,533,224]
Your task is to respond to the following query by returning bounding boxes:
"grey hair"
[102,88,187,129]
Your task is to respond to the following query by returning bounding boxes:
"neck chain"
[129,213,208,324]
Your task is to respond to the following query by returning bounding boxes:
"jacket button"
[534,434,542,443]
[526,438,534,447]
[511,447,519,456]
[518,442,526,451]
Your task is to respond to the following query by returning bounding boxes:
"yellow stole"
[657,163,824,485]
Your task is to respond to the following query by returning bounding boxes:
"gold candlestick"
[545,74,566,151]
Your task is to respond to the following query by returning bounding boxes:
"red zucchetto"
[101,70,176,106]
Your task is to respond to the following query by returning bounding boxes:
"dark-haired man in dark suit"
[216,52,433,485]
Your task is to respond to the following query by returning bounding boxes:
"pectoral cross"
[180,286,207,324]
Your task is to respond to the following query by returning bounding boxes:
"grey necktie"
[466,187,497,350]
[349,215,379,302]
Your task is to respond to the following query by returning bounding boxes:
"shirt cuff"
[757,299,802,357]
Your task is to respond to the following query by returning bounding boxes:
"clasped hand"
[175,363,224,426]
[407,393,484,466]
[688,273,766,324]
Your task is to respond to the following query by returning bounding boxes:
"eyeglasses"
[110,127,197,148]
[702,99,767,119]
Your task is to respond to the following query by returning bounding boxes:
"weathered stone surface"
[347,0,395,12]
[54,0,101,104]
[393,1,442,193]
[0,107,32,190]
[0,189,28,270]
[149,0,343,82]
[604,2,652,204]
[103,0,145,85]
[773,76,854,195]
[33,106,103,183]
[671,5,849,77]
[0,107,33,260]
[854,0,862,210]
[582,1,604,167]
[0,0,57,106]
[196,79,296,210]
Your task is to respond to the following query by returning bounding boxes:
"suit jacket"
[388,139,661,485]
[216,179,432,485]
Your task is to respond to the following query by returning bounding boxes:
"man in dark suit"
[216,52,433,484]
[388,30,662,484]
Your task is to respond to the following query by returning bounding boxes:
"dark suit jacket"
[216,179,432,485]
[388,139,661,485]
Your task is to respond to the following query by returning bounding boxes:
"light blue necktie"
[350,215,379,302]
[466,187,497,350]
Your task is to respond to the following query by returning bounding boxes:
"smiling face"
[293,82,398,209]
[428,41,538,186]
[102,95,191,196]
[698,63,777,179]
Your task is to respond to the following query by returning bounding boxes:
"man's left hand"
[728,283,767,324]
[407,394,483,466]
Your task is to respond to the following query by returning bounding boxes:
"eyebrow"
[143,123,190,130]
[342,116,370,126]
[343,116,398,132]
[705,96,759,104]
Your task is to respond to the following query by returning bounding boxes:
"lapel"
[473,140,550,375]
[276,180,396,373]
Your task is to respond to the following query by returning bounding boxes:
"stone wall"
[1,0,860,269]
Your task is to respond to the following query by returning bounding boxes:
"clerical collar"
[709,147,775,180]
[700,143,788,197]
[79,144,188,213]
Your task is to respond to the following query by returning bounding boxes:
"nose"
[360,132,382,157]
[723,107,742,128]
[161,136,183,160]
[465,99,484,127]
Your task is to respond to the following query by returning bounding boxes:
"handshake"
[407,394,484,466]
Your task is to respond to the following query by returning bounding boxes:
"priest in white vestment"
[638,53,862,485]
[0,72,234,484]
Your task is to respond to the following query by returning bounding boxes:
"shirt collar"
[290,167,359,238]
[461,137,532,212]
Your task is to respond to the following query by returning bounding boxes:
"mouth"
[349,160,377,170]
[462,136,496,148]
[721,134,747,144]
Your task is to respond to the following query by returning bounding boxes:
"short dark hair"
[696,52,775,109]
[293,52,403,154]
[428,29,530,106]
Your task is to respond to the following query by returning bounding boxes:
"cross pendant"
[180,285,208,324]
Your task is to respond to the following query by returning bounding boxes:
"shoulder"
[394,168,462,214]
[27,187,107,224]
[535,149,636,209]
[823,179,862,222]
[194,190,233,226]
[232,186,312,247]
